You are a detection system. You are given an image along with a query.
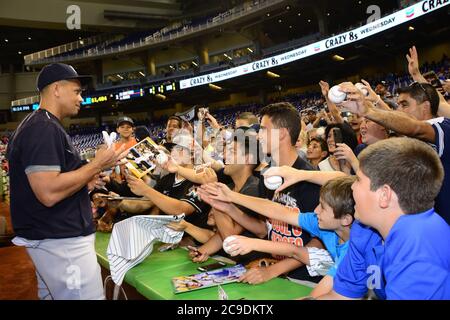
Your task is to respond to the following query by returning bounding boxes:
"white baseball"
[328,85,347,104]
[222,236,238,254]
[264,175,283,191]
[355,83,369,97]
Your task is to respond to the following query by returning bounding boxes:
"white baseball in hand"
[223,236,238,254]
[328,85,347,104]
[264,175,283,191]
[355,83,369,97]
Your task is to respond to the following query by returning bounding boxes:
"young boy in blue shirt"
[320,137,450,300]
[199,169,354,298]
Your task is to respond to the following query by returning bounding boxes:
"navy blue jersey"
[6,109,94,240]
[429,117,450,224]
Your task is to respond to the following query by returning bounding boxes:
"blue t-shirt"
[429,117,450,224]
[334,209,450,300]
[298,212,349,277]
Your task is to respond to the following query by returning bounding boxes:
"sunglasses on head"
[409,82,432,104]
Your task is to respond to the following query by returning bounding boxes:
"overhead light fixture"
[332,54,345,61]
[247,47,253,53]
[192,61,198,67]
[289,25,293,29]
[4,39,8,43]
[209,83,222,90]
[223,53,232,60]
[266,13,270,17]
[267,71,280,78]
[155,94,166,100]
[278,19,282,23]
[117,74,124,79]
[286,5,290,10]
[327,13,330,16]
[27,37,32,40]
[18,51,22,55]
[297,12,301,16]
[308,19,311,23]
[79,40,84,45]
[138,71,145,76]
[408,26,415,31]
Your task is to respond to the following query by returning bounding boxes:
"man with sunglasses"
[396,82,440,121]
[338,81,449,225]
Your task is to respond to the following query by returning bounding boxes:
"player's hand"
[92,144,127,171]
[87,174,105,191]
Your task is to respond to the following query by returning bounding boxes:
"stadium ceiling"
[0,1,446,70]
[0,26,96,67]
[0,0,242,66]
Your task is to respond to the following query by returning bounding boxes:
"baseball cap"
[117,116,135,127]
[36,63,92,92]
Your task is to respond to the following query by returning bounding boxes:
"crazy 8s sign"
[180,0,449,90]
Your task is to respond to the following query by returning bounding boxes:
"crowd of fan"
[86,46,450,299]
[1,45,449,299]
[66,52,449,156]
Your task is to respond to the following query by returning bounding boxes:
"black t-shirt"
[259,156,321,252]
[153,170,213,230]
[152,173,211,230]
[227,175,269,265]
[259,157,321,282]
[215,167,234,185]
[6,109,94,240]
[229,175,260,219]
[180,185,212,230]
[154,173,193,200]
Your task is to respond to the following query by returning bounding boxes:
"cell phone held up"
[332,127,344,144]
[423,71,443,89]
[332,127,346,171]
[197,261,227,272]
